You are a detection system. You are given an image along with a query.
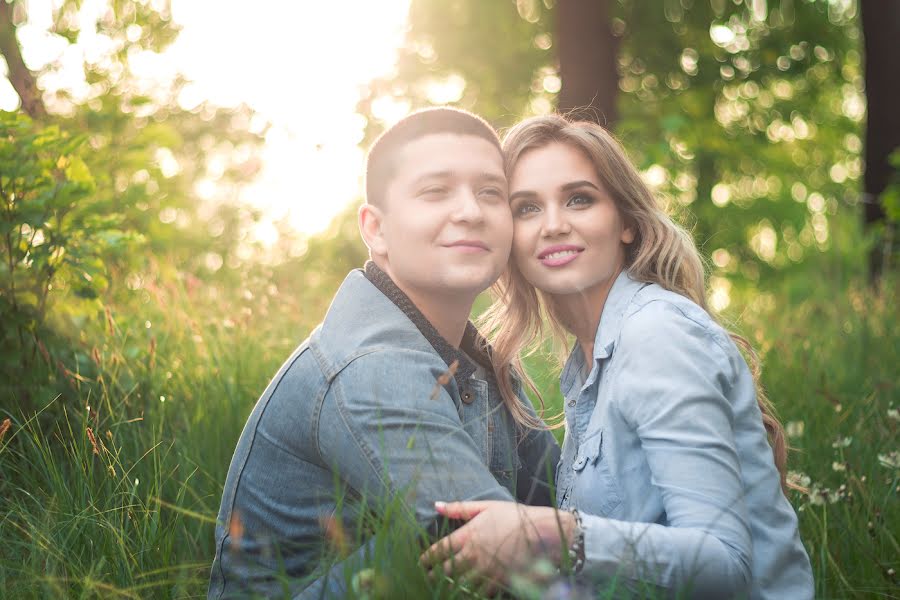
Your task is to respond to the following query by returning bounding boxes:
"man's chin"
[436,271,501,297]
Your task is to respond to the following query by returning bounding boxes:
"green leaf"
[64,156,96,190]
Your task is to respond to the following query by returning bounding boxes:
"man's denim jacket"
[208,264,559,598]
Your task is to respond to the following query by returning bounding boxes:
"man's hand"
[420,500,576,589]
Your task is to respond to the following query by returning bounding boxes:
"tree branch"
[0,0,47,119]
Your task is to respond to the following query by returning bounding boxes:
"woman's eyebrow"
[508,189,537,204]
[560,180,601,192]
[509,180,600,203]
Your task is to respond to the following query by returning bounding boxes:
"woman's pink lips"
[538,246,583,267]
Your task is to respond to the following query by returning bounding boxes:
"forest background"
[0,0,897,598]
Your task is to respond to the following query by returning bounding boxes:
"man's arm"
[317,349,515,526]
[295,350,515,598]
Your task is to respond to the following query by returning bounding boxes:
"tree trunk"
[860,0,900,283]
[0,0,46,119]
[556,0,618,129]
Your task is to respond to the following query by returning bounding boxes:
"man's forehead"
[393,133,504,179]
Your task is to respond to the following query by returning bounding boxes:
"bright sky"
[1,0,412,240]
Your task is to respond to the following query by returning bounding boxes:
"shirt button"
[568,399,576,407]
[461,389,474,404]
[573,456,586,470]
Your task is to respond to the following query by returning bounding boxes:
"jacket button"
[461,390,474,404]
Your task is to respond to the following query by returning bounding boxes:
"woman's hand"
[420,500,577,587]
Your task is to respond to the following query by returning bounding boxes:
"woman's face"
[508,142,633,298]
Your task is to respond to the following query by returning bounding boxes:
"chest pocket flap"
[572,429,623,517]
[573,429,602,471]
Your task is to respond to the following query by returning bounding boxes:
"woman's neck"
[554,268,624,367]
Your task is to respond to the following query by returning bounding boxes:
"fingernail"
[435,501,446,510]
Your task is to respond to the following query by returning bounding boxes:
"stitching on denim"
[212,344,312,598]
[329,371,396,497]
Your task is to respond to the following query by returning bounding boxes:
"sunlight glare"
[10,0,412,242]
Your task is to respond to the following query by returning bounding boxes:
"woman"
[422,115,813,599]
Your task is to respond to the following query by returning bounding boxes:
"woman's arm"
[589,300,751,597]
[424,301,754,598]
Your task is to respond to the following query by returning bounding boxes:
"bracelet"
[567,509,586,573]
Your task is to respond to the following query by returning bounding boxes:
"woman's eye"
[567,193,593,207]
[513,203,539,217]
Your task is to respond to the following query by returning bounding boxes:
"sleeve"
[317,350,514,529]
[578,301,752,599]
[293,538,374,600]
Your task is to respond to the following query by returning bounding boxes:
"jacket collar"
[591,269,650,361]
[363,261,492,390]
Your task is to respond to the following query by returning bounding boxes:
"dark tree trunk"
[556,0,618,129]
[0,0,46,119]
[860,0,900,283]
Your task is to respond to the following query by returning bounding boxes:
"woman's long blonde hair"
[485,114,791,490]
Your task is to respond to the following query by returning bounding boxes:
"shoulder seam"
[618,298,737,388]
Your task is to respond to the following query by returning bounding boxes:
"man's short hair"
[365,107,502,207]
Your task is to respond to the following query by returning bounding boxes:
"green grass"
[0,259,897,598]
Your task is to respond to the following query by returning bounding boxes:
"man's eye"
[479,187,505,199]
[420,186,448,197]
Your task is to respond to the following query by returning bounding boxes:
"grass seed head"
[86,427,100,455]
[228,511,244,552]
[0,418,10,444]
[430,359,459,400]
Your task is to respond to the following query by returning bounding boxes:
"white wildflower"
[877,451,899,470]
[786,421,805,438]
[787,471,811,489]
[831,436,853,449]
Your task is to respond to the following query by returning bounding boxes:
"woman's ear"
[621,223,636,245]
[358,203,388,257]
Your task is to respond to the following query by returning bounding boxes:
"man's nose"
[450,189,485,224]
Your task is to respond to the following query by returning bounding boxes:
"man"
[208,108,560,599]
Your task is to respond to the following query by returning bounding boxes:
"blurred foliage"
[358,0,867,285]
[0,0,266,414]
[882,149,900,223]
[0,111,138,397]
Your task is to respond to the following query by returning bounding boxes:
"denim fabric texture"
[556,270,813,599]
[207,265,559,599]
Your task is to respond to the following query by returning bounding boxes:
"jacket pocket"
[572,429,623,517]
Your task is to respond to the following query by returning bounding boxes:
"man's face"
[375,133,512,302]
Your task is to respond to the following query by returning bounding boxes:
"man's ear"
[358,203,388,257]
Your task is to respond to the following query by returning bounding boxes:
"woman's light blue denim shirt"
[556,270,813,599]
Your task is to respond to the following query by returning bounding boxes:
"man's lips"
[444,240,490,252]
[537,244,583,266]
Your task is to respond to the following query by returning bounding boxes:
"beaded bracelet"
[567,509,586,573]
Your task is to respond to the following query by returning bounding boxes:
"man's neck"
[396,285,473,349]
[373,263,474,348]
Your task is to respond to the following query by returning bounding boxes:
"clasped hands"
[419,500,577,592]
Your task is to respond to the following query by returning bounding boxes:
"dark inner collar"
[363,261,493,391]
